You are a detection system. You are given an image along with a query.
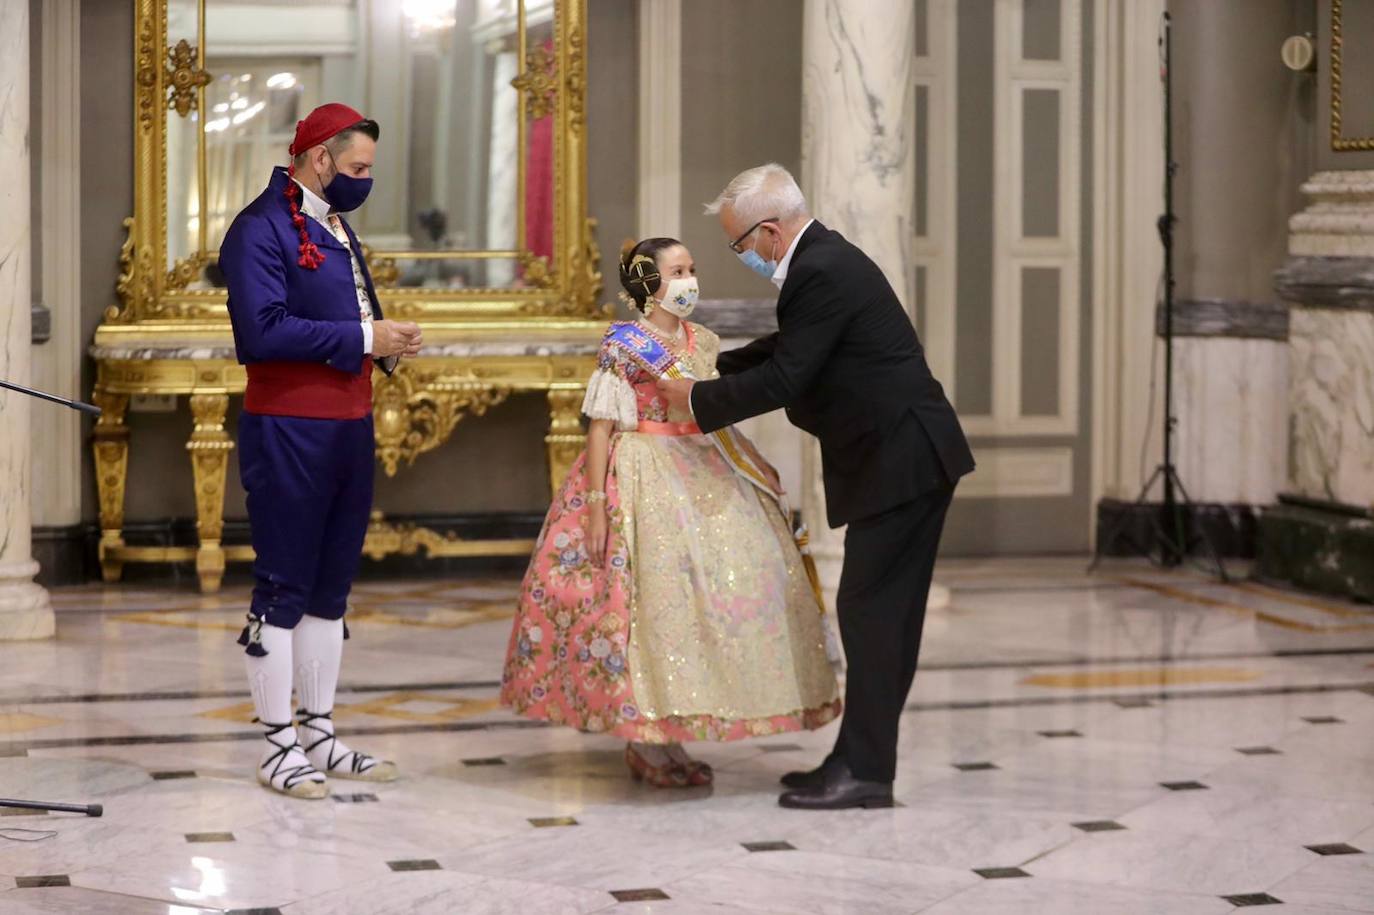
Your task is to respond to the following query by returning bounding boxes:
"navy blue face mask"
[322,151,373,212]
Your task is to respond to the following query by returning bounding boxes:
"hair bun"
[619,238,638,267]
[615,235,682,314]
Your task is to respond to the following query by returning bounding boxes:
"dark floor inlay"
[462,757,507,767]
[387,859,442,872]
[974,867,1031,879]
[742,841,796,852]
[759,743,804,753]
[16,875,70,888]
[1072,820,1126,832]
[1160,781,1209,791]
[1306,843,1363,856]
[1222,892,1283,906]
[332,793,380,804]
[1037,729,1082,738]
[611,889,671,902]
[1235,746,1282,756]
[186,832,235,843]
[227,909,284,915]
[953,761,999,772]
[1302,716,1344,725]
[0,747,28,757]
[1112,697,1154,708]
[150,770,197,780]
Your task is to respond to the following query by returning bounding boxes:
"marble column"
[0,0,55,640]
[800,0,948,609]
[1263,170,1374,601]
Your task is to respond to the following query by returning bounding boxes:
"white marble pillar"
[800,0,948,609]
[1280,170,1374,508]
[0,0,55,640]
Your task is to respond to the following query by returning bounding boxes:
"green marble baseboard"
[1256,499,1374,603]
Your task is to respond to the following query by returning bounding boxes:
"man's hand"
[655,378,695,414]
[372,320,423,358]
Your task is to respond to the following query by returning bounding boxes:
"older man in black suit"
[657,163,974,810]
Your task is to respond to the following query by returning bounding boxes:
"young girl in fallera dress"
[500,237,840,787]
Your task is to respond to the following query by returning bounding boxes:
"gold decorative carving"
[166,251,209,292]
[187,393,233,592]
[363,512,535,562]
[165,39,211,118]
[1330,0,1374,152]
[566,26,586,133]
[518,251,558,289]
[372,366,513,477]
[109,217,151,323]
[361,244,401,287]
[511,43,558,121]
[135,15,158,133]
[545,388,586,493]
[571,217,606,315]
[92,389,131,582]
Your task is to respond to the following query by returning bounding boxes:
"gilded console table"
[90,321,603,592]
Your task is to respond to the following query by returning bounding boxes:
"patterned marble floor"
[2,558,1374,914]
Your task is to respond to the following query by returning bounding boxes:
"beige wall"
[587,0,638,307]
[679,0,804,299]
[1171,0,1314,303]
[78,0,134,524]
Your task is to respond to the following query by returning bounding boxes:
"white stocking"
[245,623,325,797]
[294,616,396,781]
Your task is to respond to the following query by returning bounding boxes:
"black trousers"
[831,482,956,782]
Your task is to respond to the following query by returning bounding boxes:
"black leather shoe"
[780,765,825,790]
[778,763,894,811]
[780,754,842,790]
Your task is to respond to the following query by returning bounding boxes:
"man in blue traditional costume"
[221,102,422,799]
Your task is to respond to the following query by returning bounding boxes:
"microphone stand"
[0,380,102,416]
[0,380,104,817]
[1089,12,1226,580]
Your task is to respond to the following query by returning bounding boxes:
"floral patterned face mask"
[658,276,699,318]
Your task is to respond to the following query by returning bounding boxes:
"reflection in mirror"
[166,0,557,292]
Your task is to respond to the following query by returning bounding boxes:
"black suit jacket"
[691,222,974,528]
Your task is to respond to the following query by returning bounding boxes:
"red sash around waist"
[243,361,373,420]
[636,419,701,436]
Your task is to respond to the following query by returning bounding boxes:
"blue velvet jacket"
[220,167,386,376]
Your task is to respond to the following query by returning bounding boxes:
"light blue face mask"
[736,247,778,279]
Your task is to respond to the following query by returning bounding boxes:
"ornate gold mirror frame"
[1330,0,1374,152]
[108,0,603,327]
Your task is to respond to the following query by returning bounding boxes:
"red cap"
[288,103,367,157]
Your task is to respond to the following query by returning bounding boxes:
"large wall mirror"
[111,0,601,326]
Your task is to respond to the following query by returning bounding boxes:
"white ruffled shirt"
[293,178,375,357]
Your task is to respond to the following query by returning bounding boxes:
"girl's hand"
[588,506,609,567]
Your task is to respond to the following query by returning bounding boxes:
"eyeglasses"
[728,216,780,254]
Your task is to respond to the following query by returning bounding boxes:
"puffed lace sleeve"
[582,343,639,430]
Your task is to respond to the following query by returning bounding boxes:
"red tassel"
[283,180,325,271]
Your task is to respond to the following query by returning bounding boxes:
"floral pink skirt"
[499,432,840,744]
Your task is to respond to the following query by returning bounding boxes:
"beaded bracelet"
[585,490,607,504]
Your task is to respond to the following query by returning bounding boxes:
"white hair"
[704,163,809,224]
